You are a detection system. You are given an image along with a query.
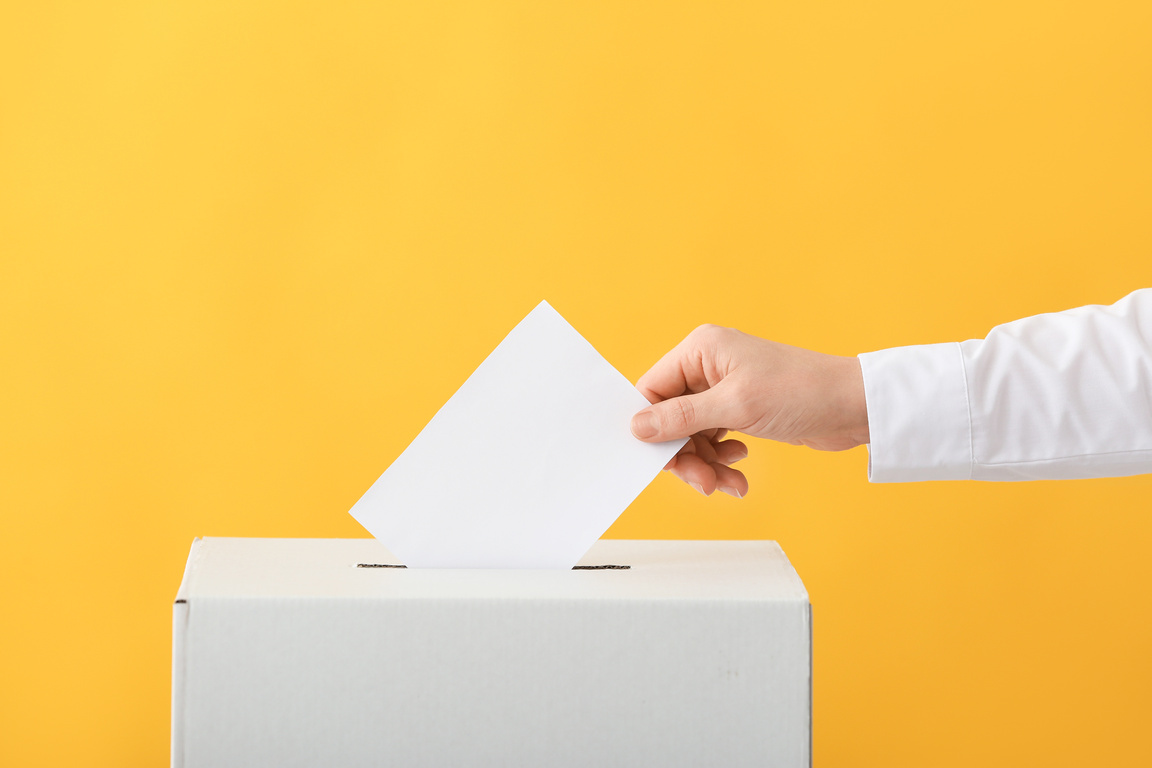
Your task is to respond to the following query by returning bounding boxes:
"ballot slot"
[355,563,631,570]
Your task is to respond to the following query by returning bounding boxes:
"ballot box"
[171,538,812,767]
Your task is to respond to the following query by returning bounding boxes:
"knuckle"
[691,323,722,339]
[666,397,696,433]
[690,323,736,348]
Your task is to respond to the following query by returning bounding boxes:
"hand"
[631,325,869,498]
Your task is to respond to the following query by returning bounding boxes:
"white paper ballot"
[348,301,687,569]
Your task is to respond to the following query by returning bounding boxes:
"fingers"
[668,453,749,498]
[690,433,720,464]
[713,439,748,465]
[632,324,750,497]
[668,452,717,494]
[634,332,701,404]
[665,435,750,498]
[635,324,733,404]
[712,464,749,499]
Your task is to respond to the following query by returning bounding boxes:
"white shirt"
[858,288,1152,481]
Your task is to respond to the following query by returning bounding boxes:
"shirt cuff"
[858,342,973,482]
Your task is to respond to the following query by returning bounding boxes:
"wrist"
[839,356,870,448]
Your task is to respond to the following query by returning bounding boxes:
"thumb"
[630,390,731,442]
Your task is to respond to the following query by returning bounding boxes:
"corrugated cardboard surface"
[173,538,811,767]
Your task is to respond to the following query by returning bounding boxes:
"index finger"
[635,329,712,404]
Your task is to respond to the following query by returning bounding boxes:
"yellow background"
[2,1,1150,765]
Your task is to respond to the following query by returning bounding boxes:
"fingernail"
[631,411,658,439]
[719,486,743,499]
[689,482,707,496]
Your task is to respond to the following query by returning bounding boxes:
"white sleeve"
[858,288,1152,482]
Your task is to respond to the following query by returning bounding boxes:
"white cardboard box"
[172,538,812,767]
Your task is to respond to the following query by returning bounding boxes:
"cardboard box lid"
[175,537,809,603]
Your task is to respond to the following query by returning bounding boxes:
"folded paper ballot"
[348,301,688,568]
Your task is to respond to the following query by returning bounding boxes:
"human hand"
[631,325,869,497]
